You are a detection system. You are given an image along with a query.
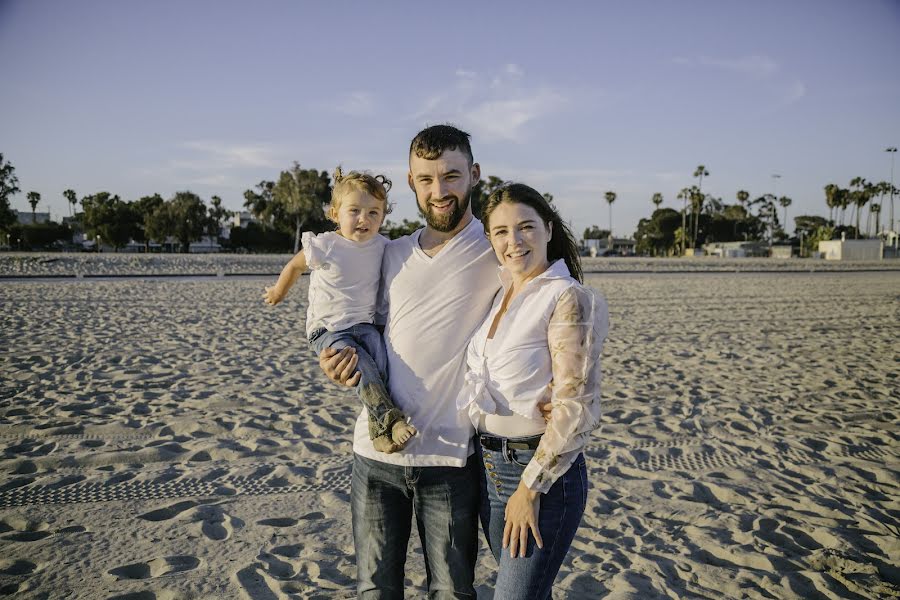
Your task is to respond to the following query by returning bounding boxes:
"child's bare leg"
[372,432,400,453]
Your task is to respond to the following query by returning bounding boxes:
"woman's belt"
[478,433,542,451]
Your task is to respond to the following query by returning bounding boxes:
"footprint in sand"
[0,517,52,542]
[108,555,201,580]
[137,499,242,541]
[0,558,40,576]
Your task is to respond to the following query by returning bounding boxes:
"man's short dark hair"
[409,124,474,165]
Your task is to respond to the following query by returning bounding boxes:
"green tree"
[26,191,41,223]
[634,208,680,256]
[583,226,611,240]
[849,177,869,238]
[0,155,21,223]
[243,180,275,219]
[132,194,165,251]
[271,163,330,253]
[207,195,232,249]
[81,192,137,250]
[778,196,792,236]
[692,166,709,248]
[381,218,424,239]
[870,202,881,236]
[63,189,78,217]
[471,175,506,219]
[169,191,208,253]
[604,191,616,237]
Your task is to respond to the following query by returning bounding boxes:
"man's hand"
[319,347,361,387]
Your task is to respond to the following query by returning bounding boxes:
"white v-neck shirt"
[352,217,500,467]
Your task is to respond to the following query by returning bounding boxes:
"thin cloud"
[410,65,568,142]
[335,91,376,117]
[180,141,281,169]
[784,81,807,104]
[673,54,779,78]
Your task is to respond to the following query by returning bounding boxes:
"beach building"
[818,239,883,261]
[582,237,636,256]
[16,210,51,225]
[232,212,261,229]
[703,241,770,258]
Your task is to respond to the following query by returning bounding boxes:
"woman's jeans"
[477,435,587,600]
[308,323,404,439]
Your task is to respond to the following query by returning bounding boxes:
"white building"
[818,239,883,261]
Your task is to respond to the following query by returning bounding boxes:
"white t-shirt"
[352,218,500,467]
[302,231,388,338]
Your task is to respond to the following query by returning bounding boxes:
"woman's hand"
[503,480,543,558]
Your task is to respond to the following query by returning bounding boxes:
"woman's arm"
[503,284,609,557]
[522,284,609,493]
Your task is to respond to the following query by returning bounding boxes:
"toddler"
[263,167,416,453]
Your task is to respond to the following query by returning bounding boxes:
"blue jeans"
[477,436,587,600]
[309,324,404,439]
[351,453,480,599]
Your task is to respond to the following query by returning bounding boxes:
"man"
[320,124,500,598]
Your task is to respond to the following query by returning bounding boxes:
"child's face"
[334,191,386,242]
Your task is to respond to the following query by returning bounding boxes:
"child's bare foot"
[391,420,417,448]
[372,434,400,453]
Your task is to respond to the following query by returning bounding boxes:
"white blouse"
[457,259,609,493]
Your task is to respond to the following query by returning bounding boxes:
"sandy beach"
[1,260,898,598]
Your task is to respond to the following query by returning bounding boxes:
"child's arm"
[263,251,308,305]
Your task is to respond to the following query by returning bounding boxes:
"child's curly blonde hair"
[328,166,393,223]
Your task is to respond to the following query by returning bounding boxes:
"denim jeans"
[309,323,404,439]
[477,436,587,600]
[351,452,480,599]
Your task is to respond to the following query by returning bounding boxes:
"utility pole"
[887,147,897,249]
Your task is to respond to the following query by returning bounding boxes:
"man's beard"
[418,189,471,232]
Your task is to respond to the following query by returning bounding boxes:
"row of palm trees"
[824,179,897,238]
[605,165,897,248]
[22,188,79,223]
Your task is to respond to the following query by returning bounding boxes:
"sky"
[2,0,899,237]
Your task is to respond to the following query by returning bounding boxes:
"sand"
[1,263,898,598]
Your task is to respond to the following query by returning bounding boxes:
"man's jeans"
[351,453,480,599]
[477,437,587,600]
[308,323,404,439]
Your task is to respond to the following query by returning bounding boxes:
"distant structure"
[16,210,51,225]
[582,237,636,256]
[231,211,260,229]
[818,239,883,261]
[703,241,769,258]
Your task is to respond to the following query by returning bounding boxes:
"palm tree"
[651,192,663,210]
[604,191,616,242]
[778,196,792,236]
[63,189,77,217]
[26,191,40,223]
[848,177,867,238]
[692,166,709,249]
[824,184,839,223]
[677,187,691,255]
[690,187,704,248]
[736,190,750,212]
[871,203,882,236]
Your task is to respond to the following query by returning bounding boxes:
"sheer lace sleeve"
[521,284,609,493]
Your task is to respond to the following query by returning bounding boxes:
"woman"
[457,183,609,598]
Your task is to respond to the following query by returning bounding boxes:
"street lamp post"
[96,235,101,253]
[887,147,897,249]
